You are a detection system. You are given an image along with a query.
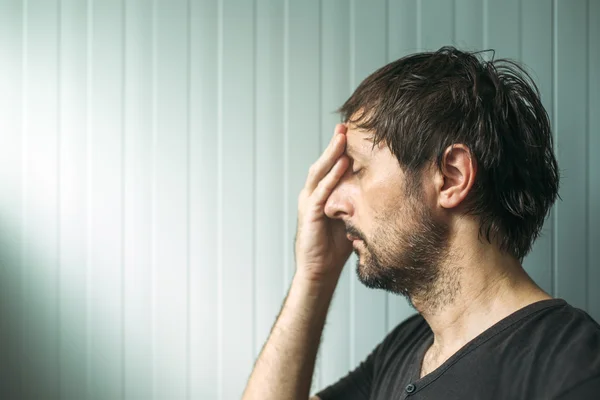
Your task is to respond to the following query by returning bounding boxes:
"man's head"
[324,47,559,304]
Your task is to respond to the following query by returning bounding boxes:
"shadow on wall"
[0,220,88,399]
[0,214,146,400]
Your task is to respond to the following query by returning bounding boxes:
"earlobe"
[438,144,476,209]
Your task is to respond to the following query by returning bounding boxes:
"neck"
[410,234,552,357]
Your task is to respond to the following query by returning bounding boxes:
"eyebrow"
[346,137,376,159]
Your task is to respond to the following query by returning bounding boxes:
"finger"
[304,133,346,192]
[334,123,347,136]
[304,123,347,192]
[312,155,349,206]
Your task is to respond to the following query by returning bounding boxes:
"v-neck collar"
[406,298,567,393]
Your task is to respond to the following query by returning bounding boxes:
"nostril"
[332,210,345,219]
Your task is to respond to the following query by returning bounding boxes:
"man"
[242,47,600,399]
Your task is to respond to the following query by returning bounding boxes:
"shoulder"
[542,303,600,369]
[524,301,600,354]
[511,300,600,397]
[514,300,600,365]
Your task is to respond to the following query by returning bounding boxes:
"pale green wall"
[0,0,598,399]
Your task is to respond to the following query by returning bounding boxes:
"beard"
[347,194,458,310]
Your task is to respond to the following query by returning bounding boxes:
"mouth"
[346,233,362,242]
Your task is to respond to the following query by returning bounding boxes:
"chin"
[355,257,388,290]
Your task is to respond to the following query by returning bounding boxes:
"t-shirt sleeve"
[314,345,379,400]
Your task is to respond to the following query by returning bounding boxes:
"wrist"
[275,271,337,331]
[293,268,340,294]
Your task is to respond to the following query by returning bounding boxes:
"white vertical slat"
[386,0,419,334]
[284,0,321,286]
[88,0,124,398]
[123,0,153,398]
[454,0,483,50]
[217,0,224,395]
[152,0,190,397]
[0,1,25,398]
[552,0,558,298]
[349,0,388,368]
[59,0,89,398]
[220,0,256,397]
[520,0,554,296]
[189,0,219,398]
[486,0,520,59]
[285,0,320,288]
[388,0,418,61]
[318,0,352,389]
[554,0,588,310]
[588,0,600,323]
[284,0,321,391]
[282,0,290,300]
[22,0,60,398]
[255,0,285,360]
[85,0,94,395]
[420,0,455,50]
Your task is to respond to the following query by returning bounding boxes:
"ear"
[437,144,476,209]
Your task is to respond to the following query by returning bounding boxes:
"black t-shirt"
[317,299,600,400]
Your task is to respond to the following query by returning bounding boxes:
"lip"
[346,234,361,242]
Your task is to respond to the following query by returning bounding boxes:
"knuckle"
[314,178,327,193]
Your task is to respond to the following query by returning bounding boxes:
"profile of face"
[324,125,452,302]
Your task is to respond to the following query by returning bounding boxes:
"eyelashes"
[352,168,365,177]
[349,157,365,177]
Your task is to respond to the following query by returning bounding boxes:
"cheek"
[354,168,406,234]
[364,182,405,220]
[360,196,398,245]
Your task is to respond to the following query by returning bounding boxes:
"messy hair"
[339,46,560,260]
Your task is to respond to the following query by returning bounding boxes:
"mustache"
[346,224,366,242]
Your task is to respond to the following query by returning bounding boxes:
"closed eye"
[352,168,365,177]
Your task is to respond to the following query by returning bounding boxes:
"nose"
[324,177,354,220]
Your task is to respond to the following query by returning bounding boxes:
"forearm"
[242,271,338,399]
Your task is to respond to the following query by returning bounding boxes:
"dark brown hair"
[339,46,560,260]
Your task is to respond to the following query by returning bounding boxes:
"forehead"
[344,125,380,158]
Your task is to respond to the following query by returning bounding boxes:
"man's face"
[324,125,452,301]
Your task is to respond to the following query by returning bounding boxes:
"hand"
[295,124,353,282]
